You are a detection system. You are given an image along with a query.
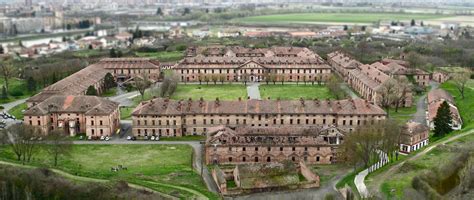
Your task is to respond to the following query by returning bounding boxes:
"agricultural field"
[259,84,335,100]
[233,12,447,25]
[171,84,247,101]
[135,51,184,62]
[0,144,217,200]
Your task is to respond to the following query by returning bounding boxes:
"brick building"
[131,97,386,137]
[426,89,462,130]
[23,95,120,137]
[205,125,345,165]
[399,121,429,153]
[327,51,413,107]
[26,58,160,107]
[174,47,332,83]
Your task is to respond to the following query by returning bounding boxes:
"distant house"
[426,89,462,130]
[115,32,133,42]
[432,71,450,83]
[400,121,429,154]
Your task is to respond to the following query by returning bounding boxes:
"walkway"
[412,81,439,124]
[246,83,261,100]
[339,83,358,99]
[354,150,389,198]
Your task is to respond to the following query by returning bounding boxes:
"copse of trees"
[2,124,43,165]
[86,85,98,96]
[159,72,178,97]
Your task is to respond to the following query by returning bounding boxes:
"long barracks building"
[173,46,332,83]
[131,98,387,137]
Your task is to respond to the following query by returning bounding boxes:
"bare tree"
[377,78,398,116]
[134,75,151,100]
[393,76,413,112]
[452,73,470,99]
[0,59,16,92]
[46,130,72,166]
[5,124,42,164]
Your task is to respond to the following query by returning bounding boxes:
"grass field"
[135,51,184,62]
[9,102,27,120]
[0,144,217,199]
[234,13,447,25]
[440,80,474,129]
[259,84,334,100]
[120,107,134,120]
[171,84,247,101]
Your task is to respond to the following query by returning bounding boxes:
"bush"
[9,89,24,97]
[0,105,4,109]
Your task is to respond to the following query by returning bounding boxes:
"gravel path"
[246,83,261,100]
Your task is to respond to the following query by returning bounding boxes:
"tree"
[117,50,123,58]
[46,130,72,166]
[183,7,191,16]
[62,36,67,42]
[4,124,42,164]
[27,76,37,92]
[109,48,117,58]
[135,76,151,100]
[343,25,348,31]
[377,78,398,116]
[86,85,97,95]
[0,59,16,93]
[104,73,116,89]
[433,101,453,137]
[156,7,163,16]
[452,73,469,99]
[410,19,416,26]
[392,76,412,112]
[420,21,424,26]
[327,74,346,100]
[1,86,7,99]
[19,40,23,47]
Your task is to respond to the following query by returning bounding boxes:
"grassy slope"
[0,78,35,103]
[171,84,247,101]
[0,144,217,199]
[259,84,335,100]
[235,13,447,24]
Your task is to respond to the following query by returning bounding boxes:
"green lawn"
[101,88,117,97]
[135,51,184,62]
[171,84,247,101]
[73,49,108,58]
[310,164,349,186]
[440,80,474,128]
[387,106,417,123]
[234,13,447,24]
[9,102,27,120]
[0,144,217,200]
[259,84,334,100]
[120,107,134,120]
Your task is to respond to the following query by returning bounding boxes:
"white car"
[144,136,148,140]
[100,136,105,140]
[87,136,92,140]
[127,136,132,140]
[150,136,155,140]
[105,137,110,141]
[155,136,160,141]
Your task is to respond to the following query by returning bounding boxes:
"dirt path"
[367,129,474,198]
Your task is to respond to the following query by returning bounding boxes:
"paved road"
[72,140,219,194]
[246,83,261,100]
[412,81,439,124]
[367,128,474,198]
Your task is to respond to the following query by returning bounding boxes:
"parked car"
[131,136,136,141]
[87,136,92,140]
[79,136,84,140]
[127,136,132,140]
[143,136,148,140]
[105,137,110,141]
[150,136,155,140]
[155,136,160,141]
[100,136,105,140]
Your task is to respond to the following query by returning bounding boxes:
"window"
[316,156,320,162]
[304,147,308,151]
[255,157,258,162]
[292,147,296,151]
[292,157,295,162]
[91,120,95,126]
[228,157,232,162]
[267,157,271,162]
[91,129,95,135]
[255,147,258,151]
[99,120,103,125]
[267,147,271,151]
[280,147,283,151]
[243,147,246,151]
[243,157,246,162]
[228,147,232,151]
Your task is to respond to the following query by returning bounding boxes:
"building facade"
[174,47,332,83]
[131,98,387,137]
[23,95,120,137]
[399,121,429,154]
[205,125,345,165]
